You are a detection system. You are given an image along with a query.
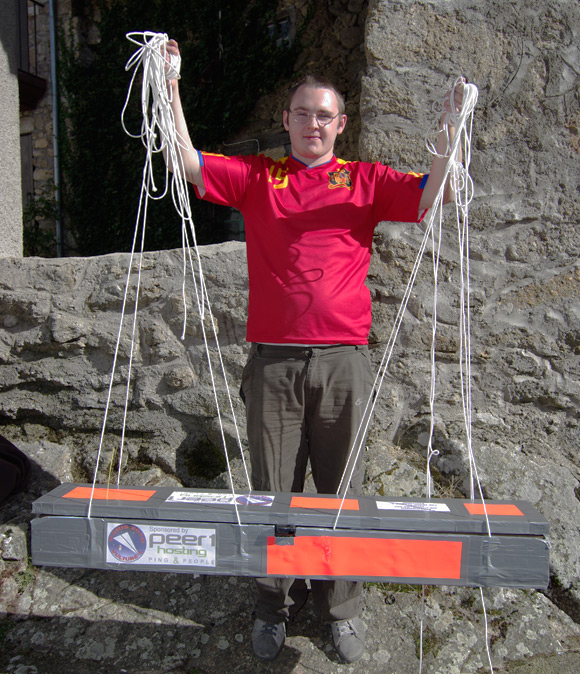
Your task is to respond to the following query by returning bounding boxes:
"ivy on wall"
[59,0,304,256]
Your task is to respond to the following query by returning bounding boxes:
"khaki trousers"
[240,343,374,623]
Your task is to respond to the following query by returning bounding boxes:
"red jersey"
[195,153,425,344]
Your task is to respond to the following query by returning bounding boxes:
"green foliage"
[23,181,58,256]
[59,0,302,256]
[414,628,440,659]
[14,562,37,592]
[366,581,421,597]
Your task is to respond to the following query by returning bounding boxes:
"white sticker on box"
[376,501,451,512]
[166,491,274,506]
[106,522,216,567]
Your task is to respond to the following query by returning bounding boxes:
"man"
[165,40,463,663]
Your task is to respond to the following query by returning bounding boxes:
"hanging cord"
[426,79,490,529]
[330,78,493,672]
[417,588,494,674]
[334,191,443,518]
[125,31,252,516]
[422,80,493,674]
[335,80,492,524]
[88,31,251,524]
[334,79,480,523]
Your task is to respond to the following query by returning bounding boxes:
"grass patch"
[15,562,37,592]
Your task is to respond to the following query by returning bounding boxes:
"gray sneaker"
[331,617,366,663]
[251,618,286,661]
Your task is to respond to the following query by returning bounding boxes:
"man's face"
[283,85,347,167]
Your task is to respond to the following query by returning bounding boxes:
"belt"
[252,343,366,358]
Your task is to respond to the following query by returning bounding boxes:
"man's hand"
[441,77,466,128]
[418,77,467,212]
[164,39,181,85]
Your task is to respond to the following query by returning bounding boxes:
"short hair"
[286,75,345,114]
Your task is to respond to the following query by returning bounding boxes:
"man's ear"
[337,114,347,135]
[283,109,290,131]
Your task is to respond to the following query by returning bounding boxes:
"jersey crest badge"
[328,167,353,190]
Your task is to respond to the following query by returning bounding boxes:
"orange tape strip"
[63,486,156,502]
[463,503,524,516]
[290,496,359,511]
[267,536,463,579]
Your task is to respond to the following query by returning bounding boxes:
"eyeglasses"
[289,110,340,127]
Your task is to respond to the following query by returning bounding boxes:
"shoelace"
[261,623,283,637]
[334,620,356,637]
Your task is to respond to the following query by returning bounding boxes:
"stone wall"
[359,0,580,611]
[19,1,54,186]
[233,0,368,160]
[1,240,579,672]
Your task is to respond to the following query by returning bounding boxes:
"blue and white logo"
[107,523,147,563]
[235,494,274,506]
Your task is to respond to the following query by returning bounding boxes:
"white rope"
[425,186,444,499]
[88,31,252,524]
[423,80,495,674]
[331,77,494,673]
[88,106,153,517]
[480,586,495,672]
[428,80,491,533]
[419,585,426,673]
[335,80,479,521]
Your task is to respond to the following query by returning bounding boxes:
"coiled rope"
[88,32,251,525]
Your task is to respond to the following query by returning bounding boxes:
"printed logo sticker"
[376,501,451,513]
[166,491,274,506]
[107,523,147,563]
[234,494,274,506]
[106,523,217,567]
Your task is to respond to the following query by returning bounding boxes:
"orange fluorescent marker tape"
[464,503,524,516]
[267,536,462,579]
[290,497,359,510]
[63,487,156,501]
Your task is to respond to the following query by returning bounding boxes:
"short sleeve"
[371,164,427,224]
[193,153,253,210]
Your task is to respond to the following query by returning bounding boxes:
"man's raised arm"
[164,40,205,195]
[418,79,465,212]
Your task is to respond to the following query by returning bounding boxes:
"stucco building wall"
[0,0,24,258]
